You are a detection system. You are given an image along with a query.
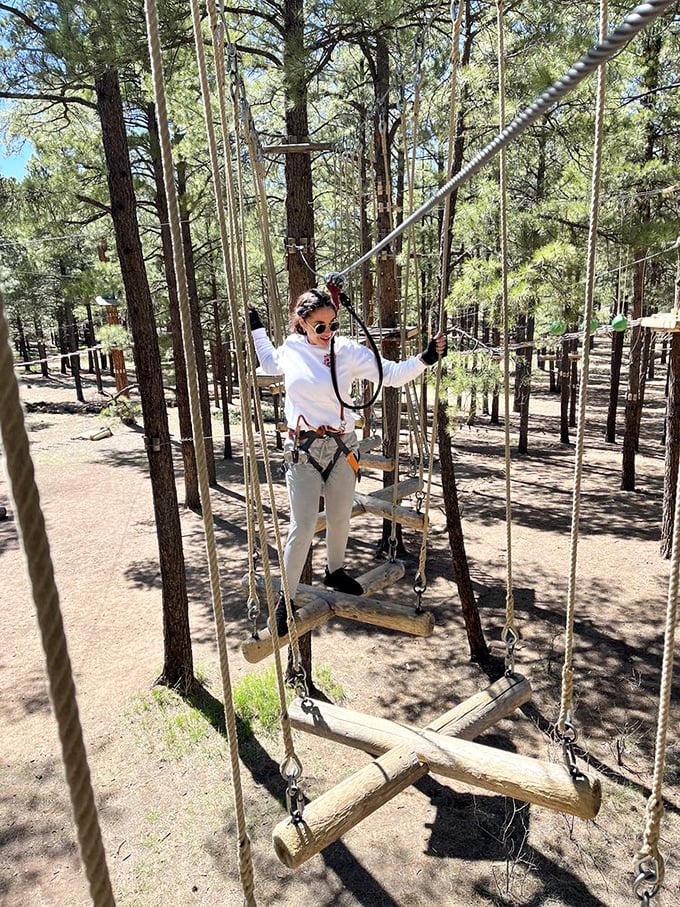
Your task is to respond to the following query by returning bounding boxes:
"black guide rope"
[326,276,384,412]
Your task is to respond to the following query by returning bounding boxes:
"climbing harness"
[289,417,361,481]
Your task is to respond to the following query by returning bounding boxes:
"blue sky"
[0,140,33,179]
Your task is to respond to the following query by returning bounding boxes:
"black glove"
[421,335,447,365]
[325,272,345,290]
[248,307,264,331]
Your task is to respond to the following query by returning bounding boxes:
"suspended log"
[274,675,534,867]
[240,596,331,664]
[357,436,382,453]
[315,476,422,533]
[358,452,395,471]
[287,698,601,818]
[328,591,434,636]
[353,492,425,530]
[356,560,405,596]
[274,746,428,868]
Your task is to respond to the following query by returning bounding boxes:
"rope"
[496,0,518,674]
[0,294,115,905]
[633,408,680,900]
[202,0,308,790]
[413,1,465,599]
[335,0,676,282]
[556,0,608,765]
[144,2,257,901]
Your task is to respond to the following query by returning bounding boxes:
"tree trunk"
[605,330,624,443]
[438,402,488,661]
[96,68,193,692]
[177,160,217,487]
[660,254,680,558]
[147,104,200,509]
[517,316,534,454]
[15,315,31,372]
[621,257,645,490]
[33,316,48,378]
[370,34,404,556]
[560,341,570,444]
[283,0,316,303]
[282,0,318,683]
[85,302,103,393]
[211,275,232,459]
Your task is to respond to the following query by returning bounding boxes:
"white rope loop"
[0,295,115,906]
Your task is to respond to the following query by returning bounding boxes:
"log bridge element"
[240,560,433,663]
[272,676,602,868]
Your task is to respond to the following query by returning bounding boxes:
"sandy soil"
[1,344,679,907]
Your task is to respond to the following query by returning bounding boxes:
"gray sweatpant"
[282,431,359,597]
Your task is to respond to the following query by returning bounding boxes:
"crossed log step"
[272,676,602,868]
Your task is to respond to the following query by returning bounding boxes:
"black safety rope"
[326,277,384,411]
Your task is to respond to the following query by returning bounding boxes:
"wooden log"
[241,560,405,600]
[357,436,382,453]
[273,746,428,868]
[640,309,680,332]
[356,560,405,596]
[353,492,424,530]
[240,596,332,664]
[288,698,601,819]
[315,476,422,534]
[426,673,532,739]
[273,676,532,867]
[329,592,434,636]
[358,452,395,471]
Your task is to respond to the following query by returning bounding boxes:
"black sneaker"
[323,566,363,596]
[267,592,294,637]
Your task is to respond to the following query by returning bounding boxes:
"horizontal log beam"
[287,698,601,819]
[353,492,424,530]
[240,596,331,664]
[315,476,422,534]
[330,594,434,636]
[274,746,428,868]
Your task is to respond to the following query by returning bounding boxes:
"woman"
[249,286,446,635]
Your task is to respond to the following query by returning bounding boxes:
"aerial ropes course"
[1,1,678,905]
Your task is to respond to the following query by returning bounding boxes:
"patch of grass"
[233,666,289,738]
[313,663,345,703]
[128,686,217,760]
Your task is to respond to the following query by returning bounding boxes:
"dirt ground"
[2,343,679,907]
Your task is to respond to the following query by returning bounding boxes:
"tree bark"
[660,254,680,558]
[606,330,624,443]
[177,160,216,486]
[96,68,193,692]
[147,104,200,509]
[621,258,645,489]
[517,316,534,454]
[283,0,316,303]
[438,402,488,661]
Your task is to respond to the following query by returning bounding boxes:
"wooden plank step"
[640,309,680,332]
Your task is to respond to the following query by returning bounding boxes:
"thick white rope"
[0,293,115,906]
[143,2,256,901]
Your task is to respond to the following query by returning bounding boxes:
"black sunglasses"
[308,319,339,335]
